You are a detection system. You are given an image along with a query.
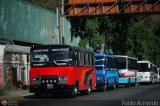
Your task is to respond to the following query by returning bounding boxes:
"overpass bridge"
[64,0,160,16]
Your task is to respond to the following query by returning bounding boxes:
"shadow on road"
[24,92,92,100]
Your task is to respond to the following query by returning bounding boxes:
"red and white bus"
[29,45,96,98]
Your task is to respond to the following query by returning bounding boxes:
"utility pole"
[56,0,64,44]
[61,0,64,44]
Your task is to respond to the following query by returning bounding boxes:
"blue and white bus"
[95,53,119,91]
[114,55,139,87]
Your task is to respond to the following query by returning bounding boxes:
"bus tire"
[116,84,119,88]
[102,83,107,92]
[84,82,92,95]
[126,78,130,87]
[70,84,78,98]
[111,82,116,90]
[133,79,138,86]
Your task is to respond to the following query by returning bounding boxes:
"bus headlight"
[97,77,100,80]
[32,77,41,84]
[97,77,102,80]
[97,77,104,81]
[59,76,68,84]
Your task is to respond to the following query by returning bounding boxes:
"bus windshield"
[51,51,72,66]
[95,56,106,69]
[107,57,117,69]
[95,57,105,65]
[139,63,149,72]
[31,53,50,67]
[117,57,126,69]
[31,48,73,67]
[96,66,105,70]
[32,53,49,63]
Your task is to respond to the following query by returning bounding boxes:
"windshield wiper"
[53,61,58,65]
[53,59,72,62]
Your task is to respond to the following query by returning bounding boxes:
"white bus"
[157,68,160,83]
[153,65,159,84]
[137,61,154,84]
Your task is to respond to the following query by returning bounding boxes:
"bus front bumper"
[29,84,74,93]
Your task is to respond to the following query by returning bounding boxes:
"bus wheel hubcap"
[74,87,78,94]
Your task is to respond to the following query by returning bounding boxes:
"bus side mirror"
[72,52,77,59]
[148,64,151,68]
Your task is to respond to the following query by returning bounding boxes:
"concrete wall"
[0,0,74,45]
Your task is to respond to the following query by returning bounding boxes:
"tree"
[126,17,160,66]
[78,18,104,50]
[70,15,160,66]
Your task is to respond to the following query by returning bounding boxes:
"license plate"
[47,84,53,89]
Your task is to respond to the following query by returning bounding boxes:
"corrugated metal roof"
[4,45,30,54]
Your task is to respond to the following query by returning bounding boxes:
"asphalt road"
[18,84,160,106]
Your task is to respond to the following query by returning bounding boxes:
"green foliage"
[78,18,104,50]
[79,38,88,48]
[70,15,160,66]
[126,20,150,59]
[0,87,5,96]
[85,18,100,35]
[126,18,160,65]
[89,34,104,50]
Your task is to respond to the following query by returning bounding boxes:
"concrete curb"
[0,95,25,101]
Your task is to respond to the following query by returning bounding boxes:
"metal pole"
[58,7,61,44]
[56,0,62,44]
[61,0,64,44]
[56,7,61,44]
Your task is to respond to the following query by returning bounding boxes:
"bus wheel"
[126,79,130,87]
[134,80,138,86]
[70,85,78,98]
[84,83,92,95]
[116,84,119,88]
[111,83,116,90]
[135,82,138,86]
[102,84,107,92]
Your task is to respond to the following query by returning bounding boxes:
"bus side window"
[111,58,113,70]
[92,54,95,66]
[84,53,86,66]
[77,51,80,66]
[90,54,92,66]
[88,54,91,66]
[106,57,108,70]
[79,51,83,66]
[72,50,78,66]
[86,53,89,66]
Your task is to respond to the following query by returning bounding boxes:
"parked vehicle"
[153,65,158,84]
[95,53,119,91]
[157,68,160,83]
[114,55,139,87]
[137,61,154,84]
[29,44,96,98]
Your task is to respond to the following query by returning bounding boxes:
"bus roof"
[31,44,93,53]
[137,61,150,64]
[138,61,154,65]
[95,53,116,58]
[95,53,106,57]
[112,55,137,60]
